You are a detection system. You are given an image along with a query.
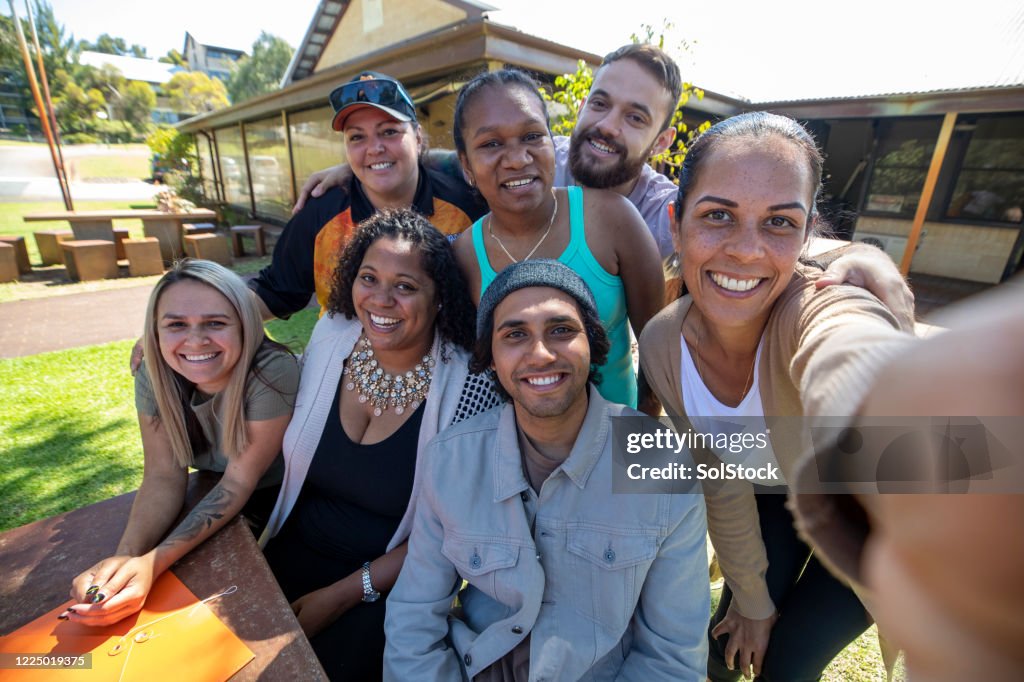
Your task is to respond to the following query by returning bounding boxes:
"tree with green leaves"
[225,32,293,104]
[165,71,229,115]
[122,80,156,129]
[158,49,187,67]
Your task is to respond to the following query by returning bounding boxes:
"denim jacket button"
[604,548,616,563]
[520,491,529,502]
[464,653,472,666]
[470,553,482,569]
[511,625,524,634]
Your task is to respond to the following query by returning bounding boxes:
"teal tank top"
[471,186,636,407]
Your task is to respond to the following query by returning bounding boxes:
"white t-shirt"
[679,335,785,486]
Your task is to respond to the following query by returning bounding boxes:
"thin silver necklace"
[696,313,756,404]
[488,188,558,263]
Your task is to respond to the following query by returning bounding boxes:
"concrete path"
[0,285,151,359]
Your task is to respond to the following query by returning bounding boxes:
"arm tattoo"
[159,484,236,549]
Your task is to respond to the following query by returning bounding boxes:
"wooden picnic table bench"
[24,209,218,263]
[0,472,326,680]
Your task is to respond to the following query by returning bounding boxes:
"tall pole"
[25,0,71,205]
[899,112,957,276]
[8,0,73,210]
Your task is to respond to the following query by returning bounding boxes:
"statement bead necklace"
[488,188,558,263]
[344,335,435,417]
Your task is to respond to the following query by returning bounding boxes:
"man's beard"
[568,128,650,189]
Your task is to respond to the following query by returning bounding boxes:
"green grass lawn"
[0,339,142,531]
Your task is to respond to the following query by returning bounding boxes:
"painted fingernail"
[86,586,100,596]
[90,593,105,604]
[57,613,69,620]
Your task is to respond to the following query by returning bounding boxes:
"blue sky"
[15,0,1023,101]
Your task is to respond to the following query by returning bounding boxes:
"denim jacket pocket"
[567,527,659,627]
[442,534,521,608]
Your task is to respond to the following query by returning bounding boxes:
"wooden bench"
[230,224,267,257]
[0,243,19,282]
[61,240,118,282]
[184,233,233,266]
[123,237,165,277]
[0,235,31,274]
[24,209,218,264]
[33,229,74,266]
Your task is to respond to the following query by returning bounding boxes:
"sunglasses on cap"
[329,76,417,128]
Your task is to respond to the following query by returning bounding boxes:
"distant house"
[79,51,182,124]
[177,0,1024,283]
[183,32,246,83]
[0,68,33,134]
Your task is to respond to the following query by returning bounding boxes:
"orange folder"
[0,571,253,681]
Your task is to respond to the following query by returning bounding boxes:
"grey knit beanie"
[475,259,599,340]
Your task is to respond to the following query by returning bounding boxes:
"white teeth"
[526,375,561,386]
[369,162,394,170]
[184,352,217,361]
[503,178,533,188]
[370,314,400,327]
[589,139,617,154]
[710,272,762,292]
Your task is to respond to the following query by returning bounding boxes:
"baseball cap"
[329,71,417,131]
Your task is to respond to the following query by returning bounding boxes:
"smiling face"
[568,58,676,194]
[156,279,243,394]
[352,236,438,364]
[457,83,555,215]
[490,287,591,420]
[343,107,422,209]
[675,136,815,333]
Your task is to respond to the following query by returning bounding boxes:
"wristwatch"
[361,561,381,603]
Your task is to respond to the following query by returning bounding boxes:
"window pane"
[245,116,293,222]
[865,118,941,217]
[290,106,346,193]
[214,126,250,208]
[948,116,1024,223]
[196,135,216,200]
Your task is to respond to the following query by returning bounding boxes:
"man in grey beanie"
[384,259,710,680]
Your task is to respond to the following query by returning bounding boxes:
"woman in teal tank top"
[450,69,664,410]
[471,186,637,405]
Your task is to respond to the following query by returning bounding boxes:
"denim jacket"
[384,388,709,681]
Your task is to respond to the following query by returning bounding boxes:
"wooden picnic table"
[24,209,218,262]
[0,472,326,680]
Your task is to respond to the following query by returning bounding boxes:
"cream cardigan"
[259,312,489,552]
[639,265,914,619]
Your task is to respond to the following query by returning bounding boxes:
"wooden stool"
[61,240,118,282]
[123,237,165,277]
[183,222,217,235]
[0,243,19,282]
[230,224,266,257]
[184,233,232,266]
[34,229,74,266]
[0,235,31,274]
[113,227,131,260]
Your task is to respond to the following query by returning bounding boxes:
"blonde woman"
[68,259,299,626]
